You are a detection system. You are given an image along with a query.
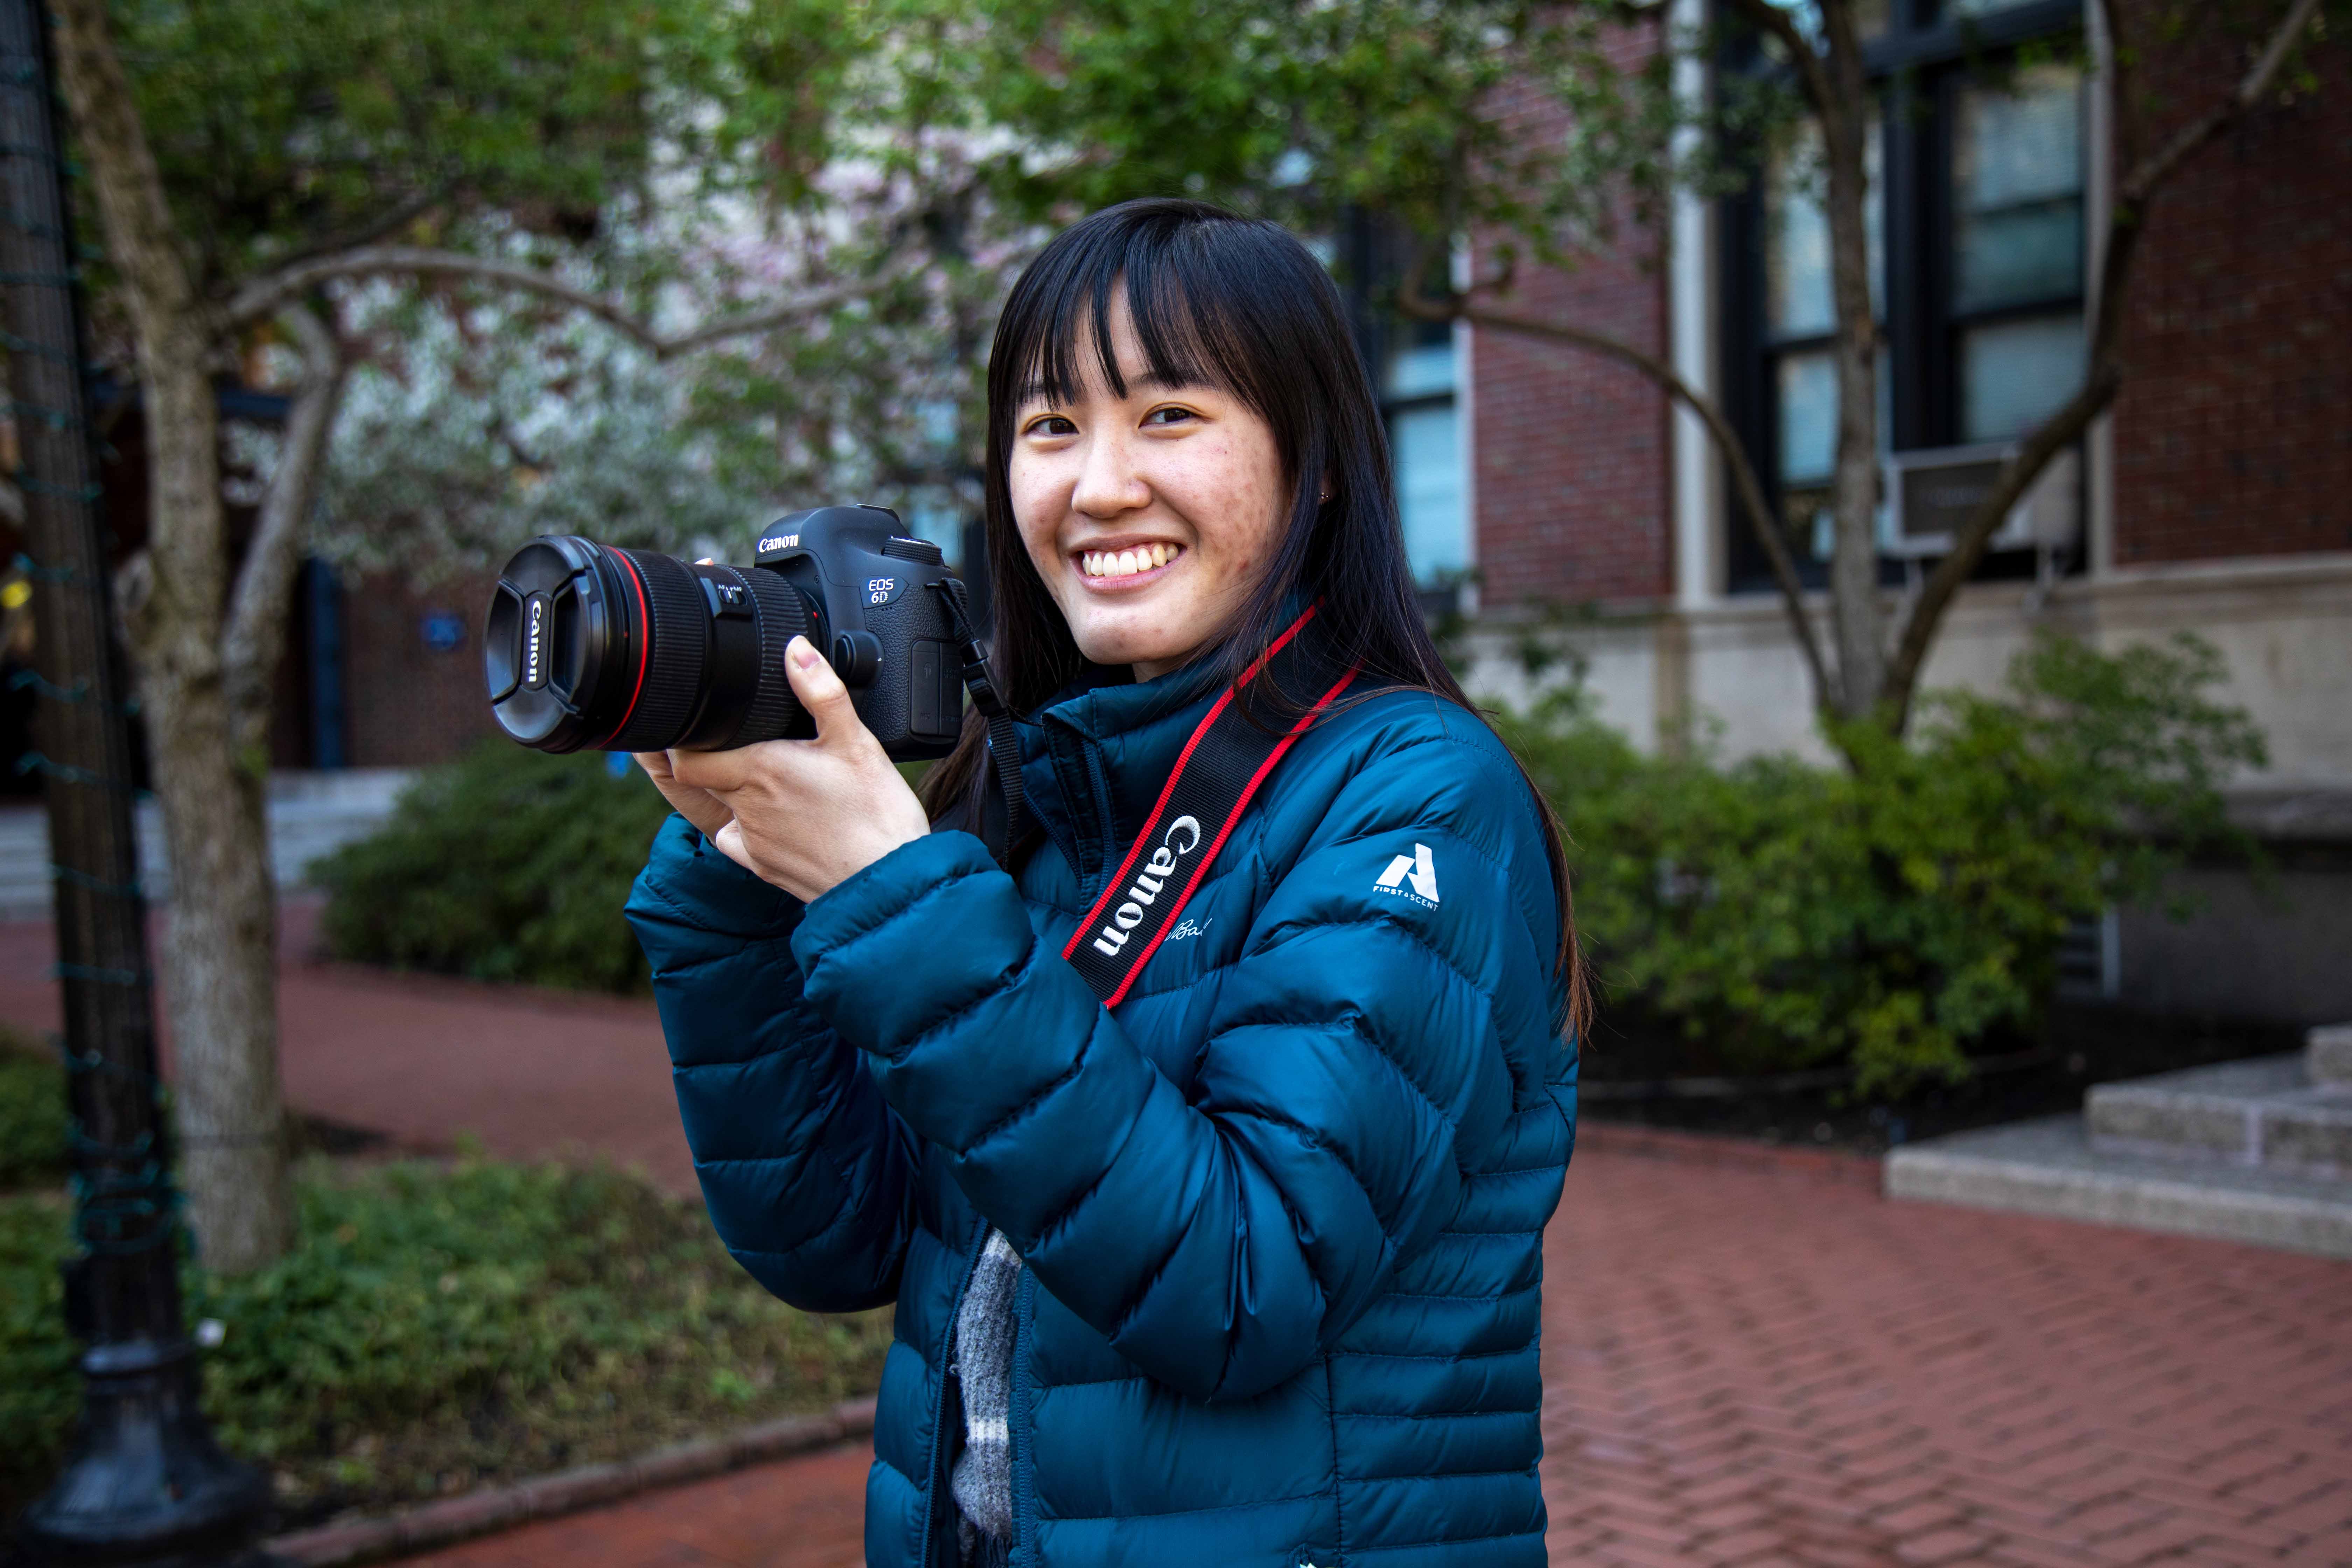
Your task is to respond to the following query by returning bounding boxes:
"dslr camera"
[484,504,972,758]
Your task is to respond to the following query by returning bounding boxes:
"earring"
[1317,488,1331,503]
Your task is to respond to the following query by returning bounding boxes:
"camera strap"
[933,578,1032,866]
[1060,604,1356,1008]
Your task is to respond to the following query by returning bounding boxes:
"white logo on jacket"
[1373,843,1440,906]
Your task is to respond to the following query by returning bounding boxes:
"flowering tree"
[48,0,914,1270]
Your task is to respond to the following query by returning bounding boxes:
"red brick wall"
[2108,15,2351,565]
[341,572,500,767]
[1469,25,1675,610]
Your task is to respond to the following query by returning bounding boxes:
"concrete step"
[2313,1023,2352,1088]
[2086,1052,2352,1179]
[0,768,412,920]
[1886,1114,2352,1260]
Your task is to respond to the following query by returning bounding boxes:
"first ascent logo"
[1090,814,1202,958]
[1373,843,1440,906]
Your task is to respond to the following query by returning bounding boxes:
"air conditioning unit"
[1879,442,2081,559]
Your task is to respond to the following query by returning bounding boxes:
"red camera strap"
[1062,604,1356,1008]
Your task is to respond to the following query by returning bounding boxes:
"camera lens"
[484,536,823,753]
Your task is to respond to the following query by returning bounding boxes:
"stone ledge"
[2311,1023,2352,1087]
[266,1396,878,1568]
[1886,1114,2352,1260]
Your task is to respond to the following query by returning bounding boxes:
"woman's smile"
[1073,539,1186,587]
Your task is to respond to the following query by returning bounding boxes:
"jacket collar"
[1014,659,1223,899]
[1010,596,1325,898]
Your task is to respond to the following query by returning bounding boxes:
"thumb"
[783,635,860,744]
[712,818,755,872]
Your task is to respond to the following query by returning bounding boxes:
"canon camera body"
[483,505,969,759]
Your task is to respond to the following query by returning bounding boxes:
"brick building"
[1370,0,2350,1019]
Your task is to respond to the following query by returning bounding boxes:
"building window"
[1722,0,2085,590]
[1383,319,1467,586]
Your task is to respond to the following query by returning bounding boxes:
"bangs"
[998,214,1275,420]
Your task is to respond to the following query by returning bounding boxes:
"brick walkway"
[3,916,2346,1566]
[394,1144,2352,1568]
[0,903,696,1194]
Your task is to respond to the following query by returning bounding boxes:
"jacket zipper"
[917,1215,991,1568]
[1010,1266,1039,1566]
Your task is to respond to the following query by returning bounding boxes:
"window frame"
[1718,0,2085,593]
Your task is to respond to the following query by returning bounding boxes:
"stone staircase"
[1887,1024,2352,1258]
[0,768,413,919]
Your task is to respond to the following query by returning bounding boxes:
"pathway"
[0,899,694,1194]
[400,1142,2352,1568]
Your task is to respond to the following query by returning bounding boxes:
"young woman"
[625,198,1584,1568]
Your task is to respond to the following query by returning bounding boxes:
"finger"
[712,819,756,872]
[633,751,673,781]
[667,746,753,792]
[783,636,862,747]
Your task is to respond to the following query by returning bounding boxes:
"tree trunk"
[1819,8,1884,726]
[52,0,292,1272]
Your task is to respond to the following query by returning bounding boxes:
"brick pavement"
[5,913,2345,1566]
[394,1142,2352,1568]
[0,902,696,1194]
[1540,1147,2352,1568]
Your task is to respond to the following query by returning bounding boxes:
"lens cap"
[486,536,627,750]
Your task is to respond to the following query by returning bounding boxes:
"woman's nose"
[1070,430,1150,518]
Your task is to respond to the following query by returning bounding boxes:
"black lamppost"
[0,2,272,1562]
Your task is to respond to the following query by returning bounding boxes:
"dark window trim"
[1717,0,2086,595]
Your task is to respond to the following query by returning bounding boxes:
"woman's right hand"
[636,751,735,840]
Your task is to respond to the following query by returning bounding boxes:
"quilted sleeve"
[791,726,1561,1400]
[626,814,919,1314]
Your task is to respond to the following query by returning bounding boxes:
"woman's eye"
[1142,406,1198,427]
[1024,414,1077,438]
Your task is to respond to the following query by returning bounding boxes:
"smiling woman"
[625,198,1588,1568]
[1004,288,1288,680]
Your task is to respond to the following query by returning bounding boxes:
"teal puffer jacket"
[624,667,1577,1568]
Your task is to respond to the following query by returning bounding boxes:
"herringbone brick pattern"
[1540,1148,2352,1567]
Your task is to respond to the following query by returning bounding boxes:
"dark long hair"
[922,197,1588,1036]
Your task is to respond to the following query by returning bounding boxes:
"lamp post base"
[14,1338,272,1568]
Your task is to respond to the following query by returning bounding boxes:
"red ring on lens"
[593,548,655,748]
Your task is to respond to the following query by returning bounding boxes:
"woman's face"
[1008,293,1288,680]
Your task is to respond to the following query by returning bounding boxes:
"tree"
[45,0,894,1271]
[958,0,2336,741]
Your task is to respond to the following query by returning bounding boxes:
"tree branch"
[1401,276,1836,710]
[2095,0,2142,175]
[222,303,344,748]
[1714,0,1837,121]
[220,245,906,358]
[2118,0,2320,205]
[1880,0,2322,722]
[242,189,445,282]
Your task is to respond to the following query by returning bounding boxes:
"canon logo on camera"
[522,592,551,689]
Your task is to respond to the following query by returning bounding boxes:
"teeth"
[1080,544,1182,578]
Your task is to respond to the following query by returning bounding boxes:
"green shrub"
[1501,633,2266,1094]
[0,1032,67,1190]
[0,1157,891,1522]
[315,744,673,992]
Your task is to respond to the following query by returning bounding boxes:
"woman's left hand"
[665,636,932,903]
